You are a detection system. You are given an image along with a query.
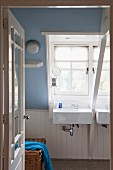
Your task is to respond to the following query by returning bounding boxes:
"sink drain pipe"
[62,124,74,136]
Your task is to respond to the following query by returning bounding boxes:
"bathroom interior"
[8,6,110,170]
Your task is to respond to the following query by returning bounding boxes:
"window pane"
[93,61,110,70]
[93,46,110,61]
[54,45,89,96]
[71,47,88,61]
[55,70,71,92]
[93,47,99,61]
[55,46,89,61]
[55,62,71,69]
[103,62,110,69]
[72,62,88,69]
[104,47,110,61]
[98,70,110,95]
[55,46,71,61]
[72,70,88,94]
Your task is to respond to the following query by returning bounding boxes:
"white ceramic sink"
[53,108,92,124]
[96,109,110,124]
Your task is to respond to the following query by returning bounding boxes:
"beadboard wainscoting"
[25,110,110,160]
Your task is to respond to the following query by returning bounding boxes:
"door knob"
[24,115,30,120]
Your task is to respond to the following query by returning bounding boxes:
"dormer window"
[46,34,110,104]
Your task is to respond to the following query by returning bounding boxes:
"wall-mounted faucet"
[71,103,79,109]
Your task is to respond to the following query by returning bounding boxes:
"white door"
[3,8,25,170]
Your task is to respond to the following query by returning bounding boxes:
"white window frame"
[46,35,109,105]
[47,40,94,100]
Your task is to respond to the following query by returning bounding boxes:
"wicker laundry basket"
[25,138,46,170]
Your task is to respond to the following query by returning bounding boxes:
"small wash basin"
[96,109,110,124]
[53,108,92,124]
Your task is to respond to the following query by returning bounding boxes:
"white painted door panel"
[15,158,23,170]
[3,8,25,170]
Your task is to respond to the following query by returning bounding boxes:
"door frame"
[0,1,113,170]
[0,6,3,170]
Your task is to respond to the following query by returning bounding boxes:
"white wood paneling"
[60,126,67,159]
[103,125,110,159]
[97,125,104,159]
[76,125,83,159]
[93,122,98,159]
[25,109,110,160]
[25,110,36,138]
[82,125,88,159]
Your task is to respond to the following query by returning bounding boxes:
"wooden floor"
[52,159,110,170]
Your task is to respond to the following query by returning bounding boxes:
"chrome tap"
[71,103,79,109]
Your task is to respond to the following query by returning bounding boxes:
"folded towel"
[25,141,53,170]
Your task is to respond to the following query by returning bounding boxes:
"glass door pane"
[15,47,19,137]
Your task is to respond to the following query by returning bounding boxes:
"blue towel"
[25,141,53,170]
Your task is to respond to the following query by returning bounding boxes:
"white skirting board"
[25,109,110,160]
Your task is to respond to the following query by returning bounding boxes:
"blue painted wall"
[11,8,102,109]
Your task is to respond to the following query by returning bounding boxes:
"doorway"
[0,4,112,170]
